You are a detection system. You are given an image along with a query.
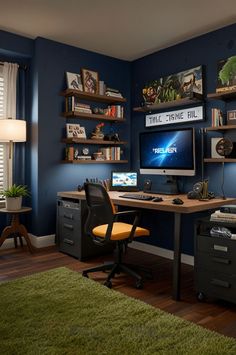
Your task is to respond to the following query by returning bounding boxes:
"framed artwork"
[81,68,99,94]
[142,65,203,105]
[66,124,86,138]
[217,56,236,93]
[227,110,236,125]
[66,72,83,91]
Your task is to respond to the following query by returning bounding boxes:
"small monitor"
[111,171,138,191]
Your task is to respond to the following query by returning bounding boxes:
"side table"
[0,207,34,253]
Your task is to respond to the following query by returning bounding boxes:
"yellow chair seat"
[92,222,150,241]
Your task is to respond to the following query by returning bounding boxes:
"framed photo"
[81,68,99,94]
[227,110,236,125]
[66,72,83,91]
[66,124,86,138]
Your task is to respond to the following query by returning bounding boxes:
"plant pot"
[5,196,22,211]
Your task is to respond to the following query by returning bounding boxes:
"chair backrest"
[84,183,114,238]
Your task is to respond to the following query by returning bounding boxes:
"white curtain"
[1,62,19,188]
[3,62,18,118]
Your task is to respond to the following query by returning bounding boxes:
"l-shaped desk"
[57,190,236,301]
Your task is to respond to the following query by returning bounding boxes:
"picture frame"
[66,72,83,91]
[227,110,236,125]
[81,68,99,94]
[66,124,86,138]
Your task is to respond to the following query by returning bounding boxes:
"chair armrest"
[113,210,141,241]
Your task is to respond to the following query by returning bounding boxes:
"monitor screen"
[139,127,195,176]
[111,171,138,191]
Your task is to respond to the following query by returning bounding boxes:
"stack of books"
[105,87,123,98]
[100,147,121,160]
[65,96,92,113]
[210,210,236,223]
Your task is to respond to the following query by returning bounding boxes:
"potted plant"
[1,184,30,211]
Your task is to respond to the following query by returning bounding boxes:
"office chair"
[82,182,150,289]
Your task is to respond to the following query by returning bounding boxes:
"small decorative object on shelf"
[93,151,104,161]
[91,122,105,140]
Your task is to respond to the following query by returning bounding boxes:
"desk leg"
[173,212,182,301]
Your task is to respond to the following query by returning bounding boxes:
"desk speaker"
[143,179,152,192]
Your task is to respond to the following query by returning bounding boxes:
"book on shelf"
[106,87,120,93]
[106,91,123,98]
[106,105,124,118]
[211,108,223,127]
[65,147,74,161]
[76,156,92,160]
[99,81,106,95]
[100,146,121,160]
[65,96,91,112]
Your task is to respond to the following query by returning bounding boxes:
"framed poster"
[142,65,203,106]
[145,105,204,127]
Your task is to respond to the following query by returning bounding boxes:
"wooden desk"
[0,207,34,253]
[57,190,236,300]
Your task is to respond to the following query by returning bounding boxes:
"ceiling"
[1,0,236,61]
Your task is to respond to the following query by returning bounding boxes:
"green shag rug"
[1,268,236,355]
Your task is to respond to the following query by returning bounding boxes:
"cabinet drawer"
[196,251,235,274]
[196,234,236,259]
[196,270,236,303]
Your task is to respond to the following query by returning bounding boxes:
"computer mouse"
[152,197,163,202]
[172,198,184,205]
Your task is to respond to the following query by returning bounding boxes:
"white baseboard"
[29,234,56,248]
[1,234,56,250]
[129,241,194,266]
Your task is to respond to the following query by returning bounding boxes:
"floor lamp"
[0,118,26,188]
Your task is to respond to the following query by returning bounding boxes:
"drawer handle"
[63,223,74,230]
[213,244,228,252]
[212,257,230,265]
[63,238,74,245]
[63,213,73,220]
[211,278,230,288]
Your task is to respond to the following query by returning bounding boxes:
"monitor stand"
[150,176,179,195]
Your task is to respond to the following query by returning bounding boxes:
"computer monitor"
[139,127,196,176]
[111,171,138,191]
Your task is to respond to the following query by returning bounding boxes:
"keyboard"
[119,193,155,201]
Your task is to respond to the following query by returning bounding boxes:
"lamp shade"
[0,119,26,142]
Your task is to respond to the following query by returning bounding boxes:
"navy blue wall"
[131,24,236,254]
[31,38,131,235]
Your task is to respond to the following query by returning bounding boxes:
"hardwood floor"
[1,245,236,338]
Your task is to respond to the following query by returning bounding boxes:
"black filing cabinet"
[195,218,236,303]
[57,198,113,260]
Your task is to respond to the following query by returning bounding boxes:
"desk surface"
[57,191,236,214]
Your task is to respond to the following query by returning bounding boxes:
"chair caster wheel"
[197,292,205,302]
[135,280,143,289]
[104,280,112,289]
[82,271,88,278]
